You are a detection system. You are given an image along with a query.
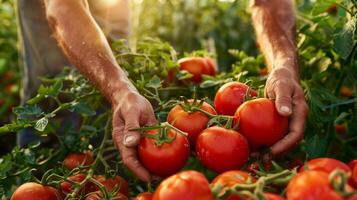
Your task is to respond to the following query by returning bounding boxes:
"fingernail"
[280,106,291,114]
[124,135,136,145]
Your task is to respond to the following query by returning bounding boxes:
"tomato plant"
[214,82,257,116]
[196,126,249,173]
[152,170,215,200]
[234,98,288,149]
[167,99,216,145]
[138,128,190,177]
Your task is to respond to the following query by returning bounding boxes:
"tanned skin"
[44,0,156,182]
[43,0,307,181]
[251,0,308,160]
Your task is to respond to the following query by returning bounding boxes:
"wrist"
[110,79,139,107]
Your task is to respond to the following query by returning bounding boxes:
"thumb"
[274,82,293,117]
[123,117,141,147]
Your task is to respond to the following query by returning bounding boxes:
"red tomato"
[246,193,285,200]
[63,151,94,170]
[234,98,288,149]
[178,57,216,83]
[340,86,354,97]
[138,129,190,177]
[196,127,249,173]
[299,158,351,174]
[60,174,95,195]
[349,159,357,170]
[135,192,153,200]
[287,170,343,200]
[214,82,257,116]
[11,182,59,200]
[167,99,217,146]
[350,165,357,188]
[326,3,338,14]
[85,191,128,200]
[152,170,215,200]
[259,67,269,76]
[94,175,129,196]
[204,57,218,75]
[335,123,347,134]
[348,195,357,200]
[211,170,254,200]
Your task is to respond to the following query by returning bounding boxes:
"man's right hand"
[111,89,157,182]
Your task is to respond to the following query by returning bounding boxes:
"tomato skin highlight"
[178,57,216,83]
[234,98,288,149]
[138,129,190,177]
[167,99,217,146]
[214,82,257,116]
[152,170,215,200]
[63,151,94,170]
[85,191,128,200]
[299,157,351,174]
[135,192,153,200]
[11,182,59,200]
[287,170,343,200]
[196,127,249,173]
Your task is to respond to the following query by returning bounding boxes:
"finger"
[121,147,151,182]
[269,98,308,157]
[274,80,293,116]
[112,118,125,149]
[123,113,141,147]
[142,106,157,126]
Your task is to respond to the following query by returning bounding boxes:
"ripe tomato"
[196,127,249,173]
[167,99,217,146]
[349,159,357,170]
[152,170,215,200]
[138,129,190,177]
[287,170,343,200]
[326,3,337,14]
[234,98,288,149]
[335,123,347,134]
[11,182,59,200]
[93,175,129,196]
[299,157,350,174]
[214,82,257,116]
[63,151,94,170]
[60,174,95,195]
[178,57,216,83]
[85,191,128,200]
[135,192,153,200]
[246,193,285,200]
[340,86,354,97]
[211,170,254,200]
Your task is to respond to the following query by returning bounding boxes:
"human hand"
[264,68,308,160]
[111,89,157,182]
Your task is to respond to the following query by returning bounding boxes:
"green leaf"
[13,105,42,118]
[26,94,45,105]
[37,80,63,97]
[145,76,162,89]
[177,70,193,80]
[200,80,220,88]
[72,101,96,116]
[304,134,328,158]
[334,16,356,60]
[34,117,48,132]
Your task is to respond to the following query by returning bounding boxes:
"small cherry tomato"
[94,175,129,196]
[85,191,128,200]
[335,123,347,134]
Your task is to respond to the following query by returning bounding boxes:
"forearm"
[251,0,298,79]
[44,0,134,105]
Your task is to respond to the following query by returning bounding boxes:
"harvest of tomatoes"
[178,57,217,83]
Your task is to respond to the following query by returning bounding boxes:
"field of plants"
[0,0,356,199]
